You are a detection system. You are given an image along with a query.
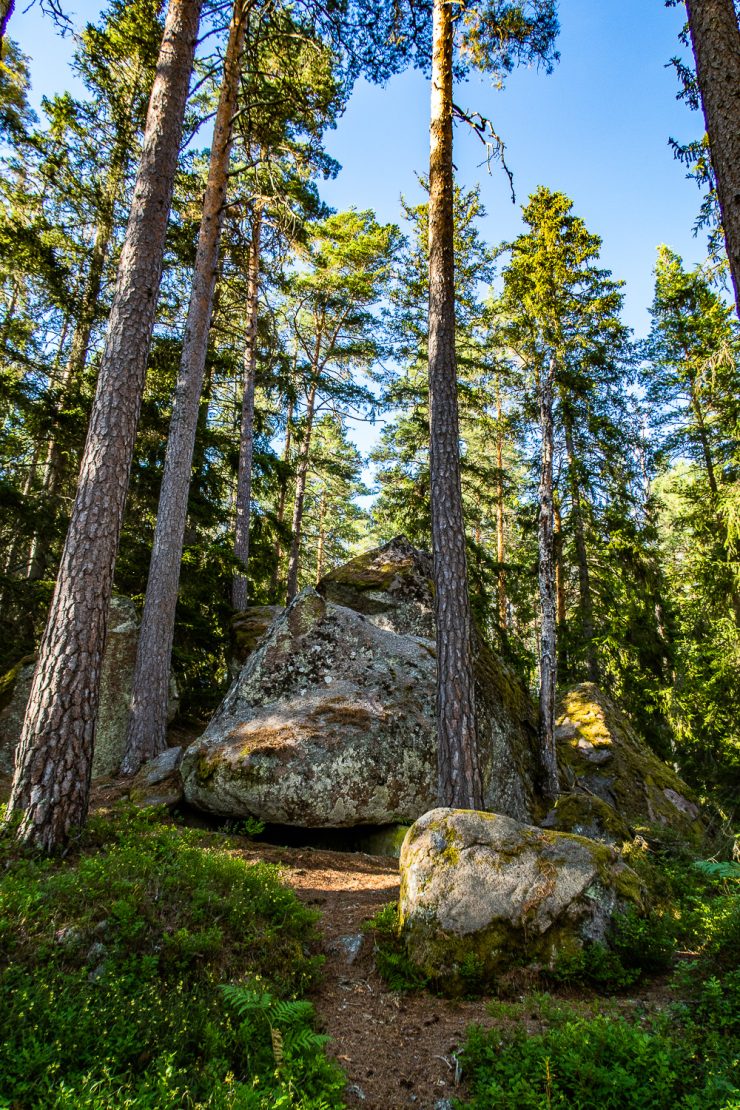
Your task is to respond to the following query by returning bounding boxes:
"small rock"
[130,746,184,809]
[54,925,83,947]
[346,1083,366,1101]
[337,933,364,963]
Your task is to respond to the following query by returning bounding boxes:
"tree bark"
[285,371,318,604]
[428,0,482,811]
[5,0,203,849]
[495,377,507,628]
[27,148,129,584]
[315,487,327,583]
[553,496,568,678]
[232,199,263,610]
[271,390,294,594]
[685,0,740,319]
[121,0,246,775]
[538,355,559,803]
[563,409,598,682]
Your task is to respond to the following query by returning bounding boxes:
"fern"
[693,860,740,881]
[220,982,326,1069]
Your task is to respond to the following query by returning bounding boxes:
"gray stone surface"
[0,596,179,778]
[399,807,643,985]
[181,539,541,827]
[130,746,184,809]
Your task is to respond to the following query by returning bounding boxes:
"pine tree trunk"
[27,155,127,584]
[428,0,482,811]
[285,374,318,603]
[563,411,598,682]
[554,497,568,679]
[315,488,327,583]
[495,379,507,628]
[685,0,740,319]
[271,391,294,595]
[121,0,246,775]
[5,0,203,849]
[232,200,263,611]
[538,356,559,803]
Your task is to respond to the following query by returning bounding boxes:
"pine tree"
[121,0,247,774]
[280,208,400,602]
[5,0,204,851]
[424,0,558,810]
[683,0,740,318]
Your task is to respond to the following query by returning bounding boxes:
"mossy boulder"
[230,605,284,678]
[181,539,540,827]
[318,535,435,639]
[399,807,644,990]
[0,597,179,777]
[553,683,706,846]
[181,587,440,825]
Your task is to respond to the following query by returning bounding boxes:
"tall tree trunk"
[232,199,263,610]
[121,0,246,775]
[271,391,294,596]
[285,373,318,604]
[27,156,127,584]
[563,410,598,682]
[315,487,327,583]
[538,356,559,803]
[553,496,568,678]
[6,0,203,850]
[428,0,482,811]
[495,378,507,628]
[685,0,740,319]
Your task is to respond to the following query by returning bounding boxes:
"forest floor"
[0,774,684,1110]
[219,834,676,1110]
[229,836,490,1109]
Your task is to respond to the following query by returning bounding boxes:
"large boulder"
[181,538,540,826]
[399,807,644,988]
[550,683,706,846]
[0,597,178,778]
[181,539,708,842]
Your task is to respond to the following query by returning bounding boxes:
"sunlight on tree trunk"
[428,0,482,811]
[233,200,264,610]
[685,0,740,318]
[122,0,246,775]
[538,354,559,803]
[5,0,204,848]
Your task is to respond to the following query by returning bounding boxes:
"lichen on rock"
[554,683,706,846]
[181,538,541,827]
[399,807,644,990]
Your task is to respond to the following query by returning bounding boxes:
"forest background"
[1,0,738,814]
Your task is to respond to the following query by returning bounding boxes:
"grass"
[0,803,346,1109]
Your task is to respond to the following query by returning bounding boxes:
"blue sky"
[13,0,704,340]
[10,0,707,465]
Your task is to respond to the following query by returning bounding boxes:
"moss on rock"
[555,684,707,849]
[399,808,645,992]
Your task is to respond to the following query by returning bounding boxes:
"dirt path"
[232,839,497,1110]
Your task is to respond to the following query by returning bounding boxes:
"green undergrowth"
[455,852,740,1108]
[362,901,431,993]
[0,804,346,1109]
